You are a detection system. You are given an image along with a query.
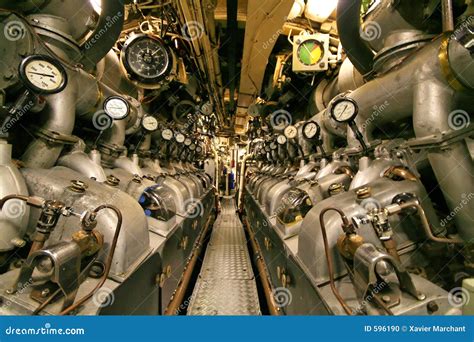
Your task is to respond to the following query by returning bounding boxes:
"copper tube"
[383,166,417,181]
[0,194,29,209]
[242,217,282,316]
[319,207,353,315]
[397,201,463,244]
[382,239,401,263]
[164,215,214,315]
[60,204,123,315]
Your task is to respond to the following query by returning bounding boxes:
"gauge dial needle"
[28,71,55,78]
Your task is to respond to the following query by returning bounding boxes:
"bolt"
[382,295,391,303]
[69,180,87,193]
[356,186,372,199]
[328,183,344,196]
[132,175,142,183]
[106,175,120,186]
[41,288,50,298]
[427,301,439,314]
[89,262,105,278]
[417,292,426,301]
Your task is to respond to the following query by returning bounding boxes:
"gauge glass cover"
[161,128,173,140]
[297,39,324,66]
[142,116,159,132]
[331,99,358,123]
[20,55,67,94]
[277,135,287,145]
[175,133,185,143]
[284,125,298,139]
[104,96,129,120]
[303,121,318,139]
[121,35,171,84]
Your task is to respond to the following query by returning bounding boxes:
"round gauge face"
[196,146,202,153]
[103,96,129,120]
[19,55,67,94]
[189,143,196,151]
[284,125,298,139]
[297,39,324,66]
[161,128,173,140]
[184,138,192,146]
[121,35,171,85]
[142,116,159,132]
[330,98,358,123]
[175,133,185,143]
[277,135,287,145]
[303,121,319,139]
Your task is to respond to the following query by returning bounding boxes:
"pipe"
[413,74,473,241]
[164,215,213,315]
[396,201,463,244]
[78,1,125,70]
[21,70,77,168]
[441,0,455,32]
[57,150,108,182]
[242,216,282,316]
[336,0,375,76]
[238,153,253,210]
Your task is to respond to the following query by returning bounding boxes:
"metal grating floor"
[187,197,261,315]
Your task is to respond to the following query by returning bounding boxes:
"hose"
[336,0,375,76]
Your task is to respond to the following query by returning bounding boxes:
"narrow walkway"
[187,197,261,315]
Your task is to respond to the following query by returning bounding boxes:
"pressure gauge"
[297,39,324,66]
[121,34,172,87]
[330,98,358,123]
[19,55,67,94]
[196,146,202,153]
[277,135,287,145]
[161,128,173,140]
[303,121,320,139]
[175,132,185,143]
[184,137,192,146]
[142,115,159,132]
[189,143,196,151]
[284,125,298,139]
[103,96,130,120]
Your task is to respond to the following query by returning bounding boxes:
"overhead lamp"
[304,0,338,23]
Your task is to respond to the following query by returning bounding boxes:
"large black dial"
[121,34,171,86]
